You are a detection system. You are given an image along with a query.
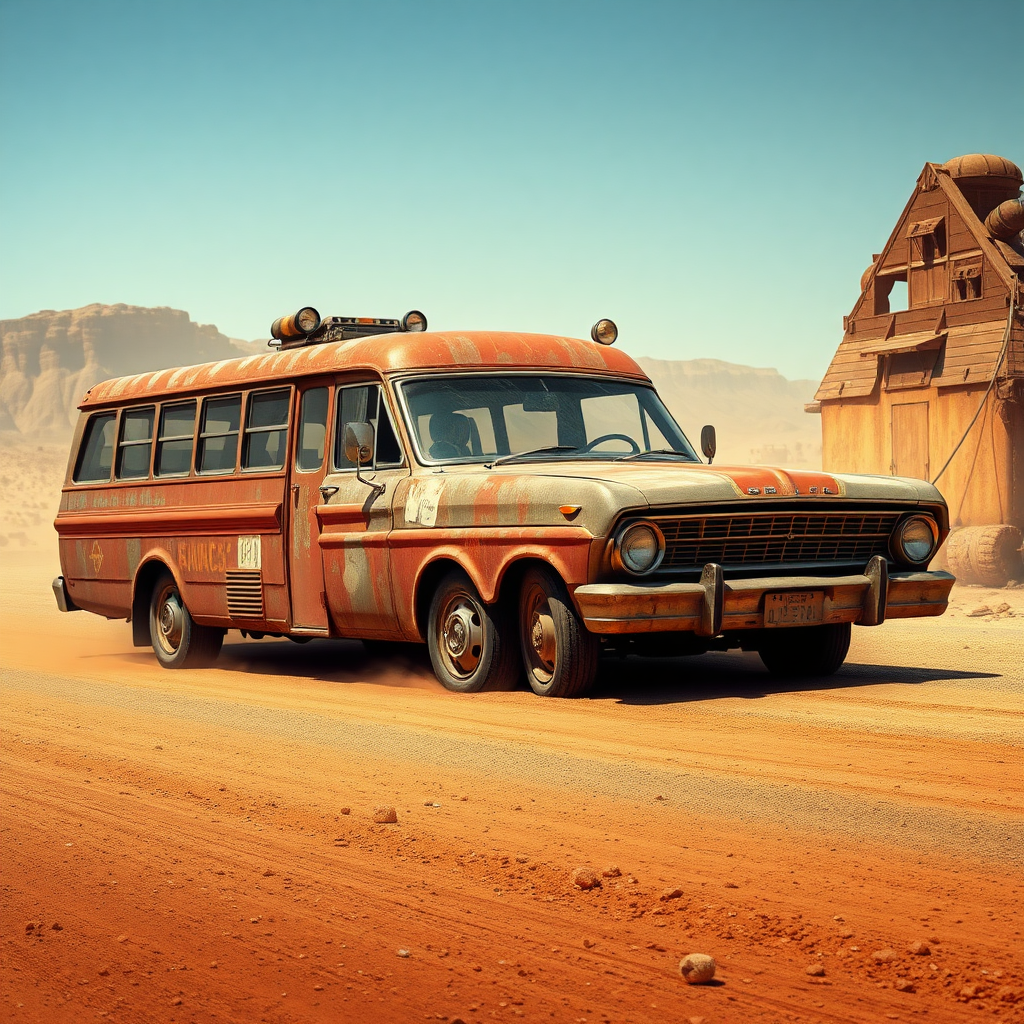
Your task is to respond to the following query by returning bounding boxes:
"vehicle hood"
[394,460,945,533]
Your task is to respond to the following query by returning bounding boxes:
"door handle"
[319,485,339,500]
[291,483,300,507]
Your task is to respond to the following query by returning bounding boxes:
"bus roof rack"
[269,309,427,349]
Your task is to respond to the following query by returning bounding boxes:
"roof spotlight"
[591,319,618,345]
[271,306,321,342]
[402,310,428,333]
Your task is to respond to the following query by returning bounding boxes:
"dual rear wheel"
[427,566,598,697]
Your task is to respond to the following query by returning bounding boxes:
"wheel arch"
[130,556,181,648]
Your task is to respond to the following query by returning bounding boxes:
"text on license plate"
[764,591,825,627]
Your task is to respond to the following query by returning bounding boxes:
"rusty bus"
[52,310,955,697]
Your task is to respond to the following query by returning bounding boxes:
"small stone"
[582,938,597,949]
[397,949,410,958]
[450,1018,467,1024]
[515,855,529,864]
[24,921,38,933]
[908,940,930,956]
[372,806,398,824]
[660,887,684,901]
[50,923,62,931]
[98,967,110,977]
[873,948,898,963]
[806,963,825,976]
[171,998,182,1006]
[679,953,716,984]
[994,602,1010,614]
[116,935,128,943]
[571,867,601,890]
[895,978,915,992]
[339,807,351,815]
[723,881,739,888]
[654,795,665,801]
[688,1018,707,1024]
[209,962,218,969]
[262,869,275,877]
[967,605,991,617]
[601,865,622,878]
[839,928,854,939]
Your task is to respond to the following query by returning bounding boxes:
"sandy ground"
[1,541,1022,1024]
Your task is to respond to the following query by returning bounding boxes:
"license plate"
[764,591,824,627]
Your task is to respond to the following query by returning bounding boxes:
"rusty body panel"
[54,324,955,689]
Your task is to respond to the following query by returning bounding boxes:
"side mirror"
[700,424,717,465]
[344,422,374,466]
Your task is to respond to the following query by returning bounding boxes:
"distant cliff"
[0,304,242,435]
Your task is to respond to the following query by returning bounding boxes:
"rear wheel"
[757,622,850,677]
[149,572,223,669]
[518,566,599,697]
[427,570,519,693]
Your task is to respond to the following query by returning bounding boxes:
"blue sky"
[1,0,1020,379]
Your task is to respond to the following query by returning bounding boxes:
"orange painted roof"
[80,330,649,409]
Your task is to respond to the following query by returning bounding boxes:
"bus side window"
[243,389,290,471]
[296,388,329,471]
[116,407,155,480]
[74,412,117,483]
[155,401,196,477]
[198,395,241,475]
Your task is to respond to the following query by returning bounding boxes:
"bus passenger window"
[243,389,290,471]
[296,388,328,471]
[74,413,116,483]
[116,407,155,480]
[198,395,241,474]
[155,401,196,477]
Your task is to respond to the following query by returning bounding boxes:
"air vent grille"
[226,570,264,619]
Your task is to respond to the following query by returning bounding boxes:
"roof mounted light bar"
[269,308,428,349]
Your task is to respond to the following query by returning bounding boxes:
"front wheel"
[518,566,599,697]
[757,622,851,677]
[149,572,224,669]
[427,570,519,693]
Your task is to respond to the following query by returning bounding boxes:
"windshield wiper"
[487,445,579,468]
[615,448,695,462]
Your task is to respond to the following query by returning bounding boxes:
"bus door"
[288,382,334,632]
[316,382,410,637]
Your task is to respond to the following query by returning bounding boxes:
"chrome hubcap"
[522,583,557,683]
[440,597,483,677]
[156,588,184,653]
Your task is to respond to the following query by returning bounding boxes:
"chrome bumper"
[574,560,955,635]
[51,576,80,613]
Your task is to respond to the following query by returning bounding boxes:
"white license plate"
[764,591,824,627]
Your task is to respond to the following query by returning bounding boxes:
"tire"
[149,572,224,669]
[518,565,599,697]
[757,622,851,677]
[427,570,519,693]
[946,525,1023,586]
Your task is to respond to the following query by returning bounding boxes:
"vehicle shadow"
[593,649,1001,705]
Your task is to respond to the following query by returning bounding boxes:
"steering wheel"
[580,433,641,455]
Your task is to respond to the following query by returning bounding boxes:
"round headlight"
[295,306,321,334]
[615,521,665,575]
[893,515,938,565]
[591,319,618,345]
[402,310,428,333]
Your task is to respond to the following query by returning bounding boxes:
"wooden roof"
[815,160,1023,402]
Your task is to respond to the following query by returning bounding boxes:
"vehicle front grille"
[226,570,264,619]
[655,511,901,570]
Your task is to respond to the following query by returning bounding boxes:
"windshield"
[398,374,699,464]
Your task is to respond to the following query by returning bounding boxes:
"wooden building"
[810,154,1024,585]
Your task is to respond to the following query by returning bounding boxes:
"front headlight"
[613,521,666,575]
[891,515,939,566]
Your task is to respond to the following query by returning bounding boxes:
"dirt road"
[2,550,1022,1024]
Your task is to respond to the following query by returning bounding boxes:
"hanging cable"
[931,279,1019,485]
